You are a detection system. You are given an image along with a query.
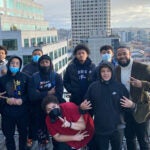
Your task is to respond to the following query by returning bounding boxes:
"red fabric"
[46,102,94,149]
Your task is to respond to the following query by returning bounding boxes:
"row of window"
[1,36,58,51]
[24,36,58,48]
[3,23,48,31]
[49,47,67,60]
[54,57,68,72]
[5,0,43,15]
[23,55,68,71]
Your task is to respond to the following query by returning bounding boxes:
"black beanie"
[38,55,51,64]
[38,55,53,70]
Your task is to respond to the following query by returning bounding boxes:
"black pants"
[95,129,124,150]
[2,114,27,150]
[125,114,150,150]
[28,106,48,141]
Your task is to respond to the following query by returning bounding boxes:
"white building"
[71,0,111,48]
[0,0,70,74]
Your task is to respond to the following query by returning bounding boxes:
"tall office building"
[0,0,71,74]
[71,0,111,47]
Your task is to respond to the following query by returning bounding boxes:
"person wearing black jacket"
[22,48,43,147]
[22,48,43,77]
[81,62,130,150]
[28,55,64,147]
[0,56,29,150]
[63,44,95,105]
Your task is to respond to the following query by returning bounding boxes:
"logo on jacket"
[39,81,52,89]
[112,91,117,95]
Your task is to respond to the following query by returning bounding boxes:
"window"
[54,51,58,59]
[59,49,61,57]
[23,55,32,65]
[59,61,62,69]
[37,37,41,45]
[49,52,53,60]
[62,47,65,55]
[24,39,29,48]
[0,0,4,7]
[3,39,18,50]
[31,38,36,46]
[55,63,58,71]
[47,36,50,43]
[43,37,46,44]
[6,0,14,9]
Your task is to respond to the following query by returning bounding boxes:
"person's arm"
[130,77,150,91]
[59,115,86,131]
[53,131,89,142]
[79,85,93,115]
[28,76,47,101]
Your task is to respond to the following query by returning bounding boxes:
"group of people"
[0,44,149,150]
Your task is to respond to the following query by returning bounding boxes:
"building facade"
[0,0,70,74]
[71,0,111,47]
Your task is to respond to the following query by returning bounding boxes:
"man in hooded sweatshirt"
[81,62,131,150]
[63,44,95,105]
[0,56,29,150]
[28,55,64,148]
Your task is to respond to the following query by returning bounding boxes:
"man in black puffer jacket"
[63,44,95,105]
[0,56,29,150]
[81,62,131,150]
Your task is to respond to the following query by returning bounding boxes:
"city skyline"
[36,0,150,29]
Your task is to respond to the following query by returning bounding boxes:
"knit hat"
[38,55,53,70]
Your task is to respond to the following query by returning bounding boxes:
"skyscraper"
[71,0,111,47]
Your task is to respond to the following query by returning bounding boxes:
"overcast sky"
[35,0,150,29]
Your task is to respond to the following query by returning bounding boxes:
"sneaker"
[31,140,38,150]
[27,139,32,147]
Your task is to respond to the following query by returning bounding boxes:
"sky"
[35,0,150,29]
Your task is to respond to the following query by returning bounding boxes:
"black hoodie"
[63,57,95,105]
[85,62,129,135]
[0,56,29,117]
[28,55,64,111]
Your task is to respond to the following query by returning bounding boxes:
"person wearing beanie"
[0,56,29,150]
[28,54,64,148]
[22,48,43,77]
[80,62,132,150]
[63,44,95,105]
